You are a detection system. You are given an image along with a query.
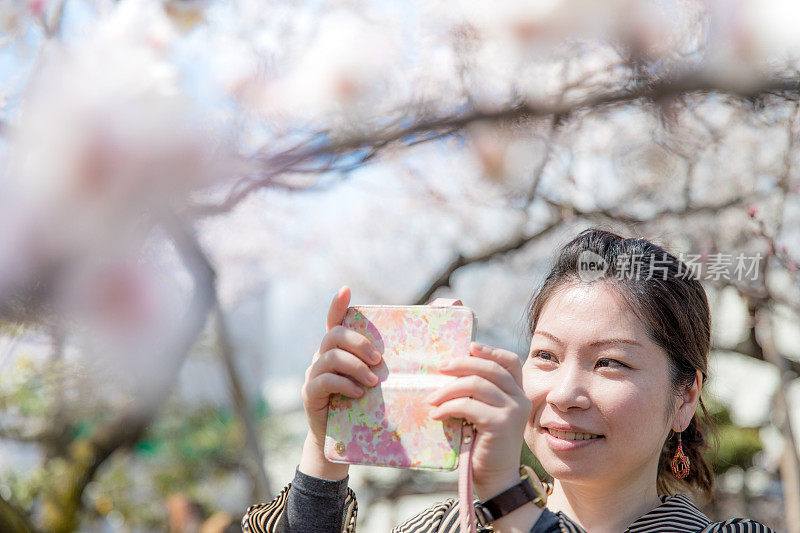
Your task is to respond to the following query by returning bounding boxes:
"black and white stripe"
[243,482,776,532]
[241,483,291,532]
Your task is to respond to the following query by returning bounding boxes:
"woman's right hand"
[298,286,382,480]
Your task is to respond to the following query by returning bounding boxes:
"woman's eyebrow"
[533,330,641,348]
[532,330,564,345]
[589,338,641,348]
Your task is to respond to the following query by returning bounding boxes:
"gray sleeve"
[240,468,357,533]
[281,467,352,533]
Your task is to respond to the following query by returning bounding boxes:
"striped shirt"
[242,470,775,532]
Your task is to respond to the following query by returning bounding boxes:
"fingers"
[429,392,530,428]
[467,342,524,387]
[308,348,379,389]
[303,372,365,406]
[426,343,530,428]
[305,287,382,413]
[318,325,382,366]
[428,397,499,426]
[426,375,507,409]
[326,286,351,332]
[437,344,522,396]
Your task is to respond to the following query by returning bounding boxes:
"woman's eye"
[596,358,628,369]
[528,351,627,368]
[531,350,557,362]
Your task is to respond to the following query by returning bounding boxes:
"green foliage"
[711,425,762,473]
[0,357,51,416]
[0,352,272,530]
[80,452,167,530]
[0,469,46,511]
[72,398,266,530]
[0,356,87,512]
[704,401,763,474]
[141,402,245,496]
[0,322,27,337]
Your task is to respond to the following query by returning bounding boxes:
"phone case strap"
[430,298,476,533]
[458,422,477,533]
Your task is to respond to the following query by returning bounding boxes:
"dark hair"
[526,226,715,502]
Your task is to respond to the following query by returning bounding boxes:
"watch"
[473,465,548,530]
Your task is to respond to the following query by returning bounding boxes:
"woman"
[242,228,776,532]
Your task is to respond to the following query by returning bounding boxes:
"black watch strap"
[474,466,547,527]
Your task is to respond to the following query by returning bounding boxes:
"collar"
[556,493,711,533]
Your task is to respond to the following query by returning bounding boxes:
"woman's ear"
[673,369,703,432]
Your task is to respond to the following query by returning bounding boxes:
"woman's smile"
[541,426,605,451]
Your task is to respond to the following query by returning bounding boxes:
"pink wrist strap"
[459,423,477,533]
[430,298,476,533]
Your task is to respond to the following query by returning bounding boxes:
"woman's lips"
[543,427,605,451]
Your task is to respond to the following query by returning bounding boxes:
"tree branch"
[414,220,562,304]
[163,208,271,501]
[539,194,751,224]
[193,71,800,217]
[414,186,775,305]
[213,304,271,501]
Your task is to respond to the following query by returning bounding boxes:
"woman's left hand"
[425,341,533,500]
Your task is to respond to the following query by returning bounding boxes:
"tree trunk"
[40,415,149,533]
[0,496,36,533]
[215,306,271,502]
[755,308,800,533]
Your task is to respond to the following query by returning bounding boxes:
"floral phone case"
[324,305,476,471]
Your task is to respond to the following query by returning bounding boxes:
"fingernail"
[472,342,489,354]
[371,348,382,363]
[440,361,452,370]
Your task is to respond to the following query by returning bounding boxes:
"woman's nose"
[546,363,591,411]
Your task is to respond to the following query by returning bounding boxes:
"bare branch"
[415,187,774,305]
[44,0,67,39]
[524,115,561,206]
[539,194,752,224]
[414,219,562,304]
[193,71,800,217]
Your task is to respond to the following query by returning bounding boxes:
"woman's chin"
[535,451,604,482]
[527,434,609,482]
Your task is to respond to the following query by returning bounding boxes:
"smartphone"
[324,304,476,471]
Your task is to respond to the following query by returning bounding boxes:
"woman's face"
[522,282,676,489]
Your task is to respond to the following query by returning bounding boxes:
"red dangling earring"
[670,431,691,479]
